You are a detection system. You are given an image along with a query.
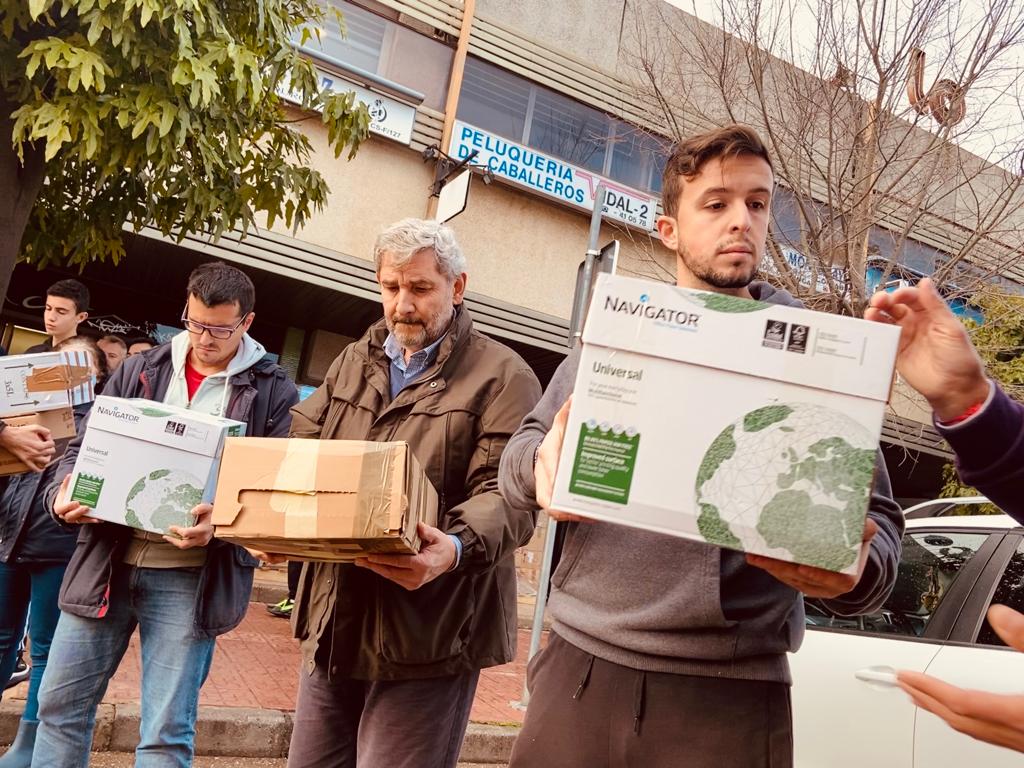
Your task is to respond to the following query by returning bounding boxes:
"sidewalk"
[1,568,545,762]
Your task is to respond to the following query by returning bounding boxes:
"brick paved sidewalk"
[5,602,543,726]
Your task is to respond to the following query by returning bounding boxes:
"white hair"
[373,218,467,281]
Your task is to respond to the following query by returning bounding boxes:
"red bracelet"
[939,400,985,426]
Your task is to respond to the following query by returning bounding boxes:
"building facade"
[5,0,1021,514]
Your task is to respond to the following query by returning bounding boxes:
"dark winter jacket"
[290,307,542,680]
[0,404,89,564]
[44,340,298,637]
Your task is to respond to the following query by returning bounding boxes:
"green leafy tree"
[940,289,1024,509]
[0,0,370,303]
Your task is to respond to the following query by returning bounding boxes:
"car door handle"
[854,666,899,688]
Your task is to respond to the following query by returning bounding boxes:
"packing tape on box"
[262,440,395,539]
[358,443,394,538]
[25,365,74,392]
[271,440,319,538]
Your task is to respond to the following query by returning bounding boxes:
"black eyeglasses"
[180,306,247,340]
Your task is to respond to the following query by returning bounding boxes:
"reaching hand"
[865,278,990,420]
[898,605,1024,753]
[0,424,56,472]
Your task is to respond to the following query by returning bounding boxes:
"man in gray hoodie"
[498,125,904,767]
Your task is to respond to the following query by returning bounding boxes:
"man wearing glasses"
[31,262,298,768]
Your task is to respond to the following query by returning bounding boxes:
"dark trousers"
[287,561,302,601]
[510,633,793,768]
[287,663,480,768]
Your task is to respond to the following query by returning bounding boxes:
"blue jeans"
[31,565,216,768]
[0,560,67,721]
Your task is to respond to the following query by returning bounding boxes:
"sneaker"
[266,598,294,619]
[4,655,29,690]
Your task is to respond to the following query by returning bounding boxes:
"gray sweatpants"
[510,633,793,768]
[286,664,480,768]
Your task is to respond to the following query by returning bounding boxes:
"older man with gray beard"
[283,218,542,768]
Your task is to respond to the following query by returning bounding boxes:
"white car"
[792,504,1024,767]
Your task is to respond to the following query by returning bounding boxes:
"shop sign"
[279,70,416,145]
[450,121,658,231]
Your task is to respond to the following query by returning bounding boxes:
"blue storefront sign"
[450,121,659,231]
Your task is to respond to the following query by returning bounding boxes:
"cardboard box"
[61,348,97,406]
[0,407,76,476]
[67,397,245,533]
[550,273,901,574]
[0,350,93,417]
[211,438,439,561]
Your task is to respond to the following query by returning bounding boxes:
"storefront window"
[530,88,608,174]
[457,57,668,194]
[316,2,387,73]
[299,1,455,111]
[610,126,667,194]
[458,57,531,141]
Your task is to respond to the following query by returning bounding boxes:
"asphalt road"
[88,756,502,768]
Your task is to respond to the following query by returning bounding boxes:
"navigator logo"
[603,294,700,329]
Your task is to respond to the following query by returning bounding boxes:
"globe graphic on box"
[695,403,876,571]
[125,469,204,533]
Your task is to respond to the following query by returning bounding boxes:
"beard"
[386,302,453,351]
[677,242,757,289]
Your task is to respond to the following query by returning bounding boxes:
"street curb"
[250,578,288,607]
[0,700,519,762]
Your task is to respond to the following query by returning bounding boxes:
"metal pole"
[569,185,607,347]
[510,510,558,711]
[426,0,475,218]
[514,186,607,710]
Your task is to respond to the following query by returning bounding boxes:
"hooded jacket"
[44,336,298,637]
[165,329,268,414]
[498,281,905,684]
[0,403,90,565]
[120,331,274,568]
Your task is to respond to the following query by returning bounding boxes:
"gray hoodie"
[498,281,904,683]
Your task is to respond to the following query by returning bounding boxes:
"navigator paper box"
[211,438,438,561]
[0,350,93,417]
[550,273,901,574]
[68,397,245,534]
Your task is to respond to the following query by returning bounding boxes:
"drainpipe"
[426,0,476,218]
